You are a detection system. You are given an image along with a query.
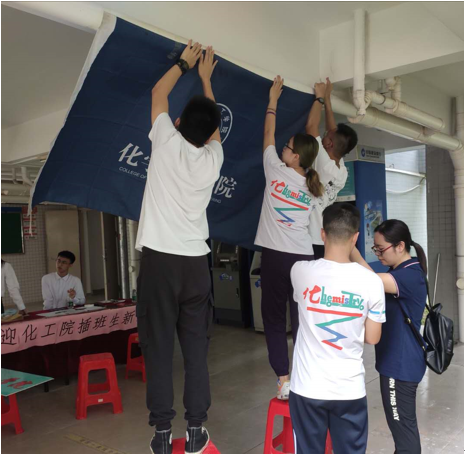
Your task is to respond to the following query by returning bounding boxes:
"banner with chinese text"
[31,14,315,250]
[1,306,137,355]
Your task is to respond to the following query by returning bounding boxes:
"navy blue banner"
[32,17,314,250]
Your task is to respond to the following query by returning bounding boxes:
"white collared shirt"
[41,272,85,310]
[1,262,26,311]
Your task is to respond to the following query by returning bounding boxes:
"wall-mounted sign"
[345,145,385,164]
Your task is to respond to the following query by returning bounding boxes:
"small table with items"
[2,368,54,434]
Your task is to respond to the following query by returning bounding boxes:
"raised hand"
[270,76,284,102]
[325,77,333,100]
[180,39,203,70]
[199,46,218,81]
[314,81,326,98]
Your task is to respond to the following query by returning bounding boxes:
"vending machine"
[337,144,387,273]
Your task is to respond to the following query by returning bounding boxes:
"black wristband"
[316,97,325,105]
[176,59,189,75]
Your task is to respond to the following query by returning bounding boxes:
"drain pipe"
[386,77,401,102]
[331,95,462,151]
[126,219,140,297]
[1,183,31,195]
[450,95,464,342]
[117,216,130,299]
[364,90,446,131]
[353,9,366,115]
[21,167,33,187]
[80,209,93,295]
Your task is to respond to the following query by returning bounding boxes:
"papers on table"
[40,305,104,318]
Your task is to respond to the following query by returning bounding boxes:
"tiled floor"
[2,324,463,454]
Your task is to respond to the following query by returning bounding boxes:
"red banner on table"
[1,306,137,354]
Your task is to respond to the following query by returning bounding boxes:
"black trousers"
[312,244,325,260]
[261,248,314,377]
[137,247,213,427]
[380,375,421,454]
[289,391,368,454]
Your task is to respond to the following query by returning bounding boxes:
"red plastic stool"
[1,394,24,434]
[76,353,123,420]
[263,398,333,454]
[172,438,220,454]
[125,333,146,382]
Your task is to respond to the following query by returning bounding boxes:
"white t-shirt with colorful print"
[290,259,386,401]
[309,136,348,245]
[254,145,327,255]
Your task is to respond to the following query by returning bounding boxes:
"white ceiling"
[1,1,463,131]
[408,62,464,98]
[1,5,93,128]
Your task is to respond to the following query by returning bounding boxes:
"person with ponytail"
[350,219,427,454]
[254,76,328,400]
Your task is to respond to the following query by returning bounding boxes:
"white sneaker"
[277,379,290,400]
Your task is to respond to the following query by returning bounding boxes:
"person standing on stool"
[289,203,385,454]
[306,78,358,259]
[135,42,223,454]
[254,76,327,401]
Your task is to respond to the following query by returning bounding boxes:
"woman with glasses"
[351,219,427,454]
[254,76,327,400]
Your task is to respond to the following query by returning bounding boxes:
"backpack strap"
[392,262,429,354]
[396,299,427,354]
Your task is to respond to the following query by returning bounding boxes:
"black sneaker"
[185,426,210,454]
[150,428,173,454]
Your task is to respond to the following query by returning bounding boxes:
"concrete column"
[450,95,464,342]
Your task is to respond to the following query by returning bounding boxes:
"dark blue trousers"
[289,391,368,454]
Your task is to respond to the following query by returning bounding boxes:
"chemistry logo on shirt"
[304,285,365,310]
[270,180,311,227]
[302,285,365,351]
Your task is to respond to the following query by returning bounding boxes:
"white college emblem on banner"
[217,103,233,144]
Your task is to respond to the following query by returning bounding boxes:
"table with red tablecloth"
[1,305,138,380]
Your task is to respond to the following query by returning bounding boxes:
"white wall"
[385,150,428,260]
[1,203,70,308]
[2,108,67,162]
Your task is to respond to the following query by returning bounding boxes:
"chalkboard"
[1,208,24,254]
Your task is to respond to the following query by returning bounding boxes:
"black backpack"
[397,276,454,375]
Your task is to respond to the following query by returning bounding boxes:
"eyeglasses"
[371,245,395,255]
[284,143,294,152]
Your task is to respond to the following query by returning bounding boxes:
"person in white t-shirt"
[254,76,328,401]
[135,43,223,455]
[289,203,385,454]
[306,78,358,259]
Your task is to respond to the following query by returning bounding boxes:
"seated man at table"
[42,251,85,310]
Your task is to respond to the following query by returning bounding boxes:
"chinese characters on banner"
[1,306,137,355]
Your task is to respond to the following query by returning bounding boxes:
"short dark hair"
[323,203,360,241]
[178,95,221,146]
[57,251,76,264]
[334,123,358,157]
